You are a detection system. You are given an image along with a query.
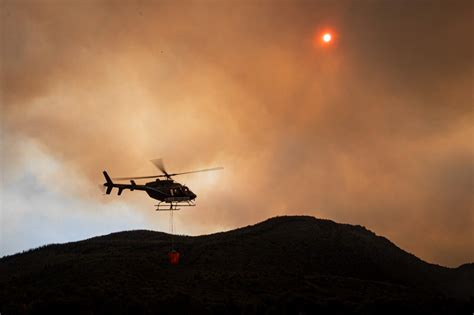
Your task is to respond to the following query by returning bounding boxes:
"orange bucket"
[168,250,180,265]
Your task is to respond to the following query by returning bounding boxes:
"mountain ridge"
[1,215,472,314]
[4,215,469,269]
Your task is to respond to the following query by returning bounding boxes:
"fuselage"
[144,179,197,202]
[102,171,197,203]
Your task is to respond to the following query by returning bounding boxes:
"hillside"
[1,216,472,314]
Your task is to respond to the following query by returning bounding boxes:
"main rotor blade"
[113,174,167,180]
[150,158,169,177]
[112,161,223,180]
[167,167,224,177]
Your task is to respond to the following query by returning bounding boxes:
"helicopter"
[102,159,223,210]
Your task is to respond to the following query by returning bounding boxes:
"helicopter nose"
[190,192,197,199]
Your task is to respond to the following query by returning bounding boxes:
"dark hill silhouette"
[1,216,472,314]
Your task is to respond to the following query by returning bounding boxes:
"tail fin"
[103,171,113,194]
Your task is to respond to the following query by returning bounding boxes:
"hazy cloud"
[1,0,472,266]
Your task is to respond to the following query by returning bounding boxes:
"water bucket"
[168,250,180,265]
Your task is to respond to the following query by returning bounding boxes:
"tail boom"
[102,171,147,196]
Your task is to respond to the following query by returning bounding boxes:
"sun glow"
[322,33,332,43]
[313,29,335,48]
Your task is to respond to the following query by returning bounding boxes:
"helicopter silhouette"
[102,159,222,210]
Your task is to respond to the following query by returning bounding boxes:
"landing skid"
[155,200,196,211]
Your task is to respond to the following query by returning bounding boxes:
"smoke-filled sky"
[1,0,472,267]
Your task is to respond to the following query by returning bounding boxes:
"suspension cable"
[169,207,175,250]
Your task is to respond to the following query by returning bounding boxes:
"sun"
[322,33,332,43]
[313,29,336,48]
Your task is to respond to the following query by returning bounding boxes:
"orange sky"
[1,0,473,267]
